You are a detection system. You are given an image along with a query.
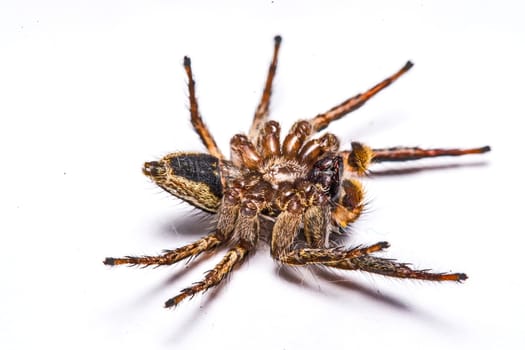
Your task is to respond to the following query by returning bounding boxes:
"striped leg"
[279,242,390,265]
[165,212,259,307]
[340,143,491,175]
[325,254,467,282]
[103,232,223,267]
[309,61,413,132]
[372,146,491,163]
[164,245,249,307]
[249,35,282,142]
[183,56,224,159]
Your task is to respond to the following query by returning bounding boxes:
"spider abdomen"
[143,152,223,212]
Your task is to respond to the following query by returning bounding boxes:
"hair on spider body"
[104,35,489,308]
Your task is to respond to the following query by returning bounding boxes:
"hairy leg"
[164,245,249,307]
[309,61,413,132]
[270,206,464,281]
[371,146,491,163]
[279,242,390,265]
[249,35,282,142]
[332,179,365,228]
[325,254,467,281]
[165,214,259,307]
[103,232,223,267]
[271,205,388,264]
[303,205,330,248]
[183,56,224,159]
[340,143,491,175]
[104,193,240,267]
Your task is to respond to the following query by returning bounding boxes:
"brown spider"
[104,36,490,308]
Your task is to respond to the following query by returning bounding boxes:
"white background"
[1,1,523,349]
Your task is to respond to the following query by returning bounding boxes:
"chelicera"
[104,36,490,308]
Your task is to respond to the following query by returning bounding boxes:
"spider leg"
[165,181,268,307]
[339,144,491,175]
[183,56,224,159]
[165,215,258,307]
[339,142,374,175]
[249,35,282,142]
[164,244,249,307]
[324,254,467,282]
[271,210,302,258]
[104,193,241,267]
[298,133,340,166]
[230,134,263,170]
[271,203,388,264]
[303,205,330,247]
[309,61,413,132]
[282,120,313,158]
[280,242,390,265]
[371,145,491,163]
[332,178,365,228]
[272,210,464,281]
[103,232,223,267]
[257,120,281,158]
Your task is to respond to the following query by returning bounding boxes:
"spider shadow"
[276,265,410,311]
[157,208,215,239]
[316,267,411,310]
[368,161,489,177]
[123,251,216,318]
[156,248,458,344]
[125,210,217,301]
[275,264,466,332]
[163,251,251,345]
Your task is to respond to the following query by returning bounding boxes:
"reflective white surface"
[1,1,523,349]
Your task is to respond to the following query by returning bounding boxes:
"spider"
[104,36,490,308]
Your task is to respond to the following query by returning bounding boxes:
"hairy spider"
[104,36,490,308]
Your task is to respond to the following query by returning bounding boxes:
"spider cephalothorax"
[104,36,490,308]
